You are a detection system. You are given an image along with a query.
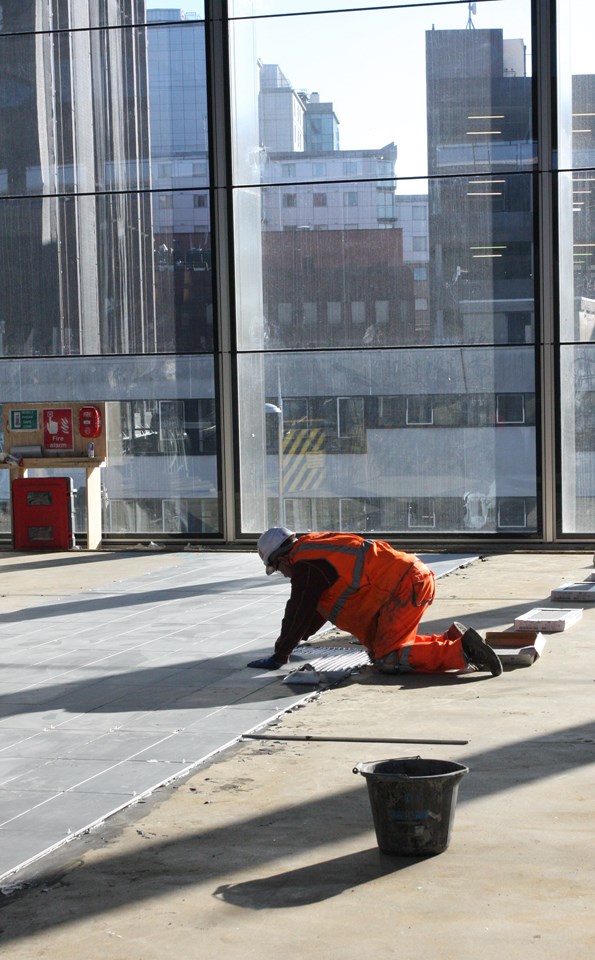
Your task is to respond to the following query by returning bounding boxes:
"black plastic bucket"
[353,756,469,856]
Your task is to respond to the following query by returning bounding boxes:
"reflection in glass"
[79,395,219,537]
[0,3,206,34]
[236,169,535,351]
[557,0,595,344]
[560,346,595,533]
[238,349,537,535]
[231,2,533,184]
[557,0,595,534]
[0,18,208,197]
[0,9,212,358]
[234,6,536,353]
[233,1,538,535]
[0,193,212,357]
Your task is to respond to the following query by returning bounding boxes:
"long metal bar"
[207,1,237,542]
[535,0,557,542]
[243,734,469,746]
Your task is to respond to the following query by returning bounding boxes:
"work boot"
[453,621,503,677]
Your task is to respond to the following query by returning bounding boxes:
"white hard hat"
[257,526,295,575]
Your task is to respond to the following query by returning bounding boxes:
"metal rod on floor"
[243,734,469,746]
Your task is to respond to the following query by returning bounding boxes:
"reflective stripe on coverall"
[288,532,467,673]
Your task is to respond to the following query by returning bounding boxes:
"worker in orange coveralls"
[247,528,502,677]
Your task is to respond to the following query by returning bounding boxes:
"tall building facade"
[0,1,592,547]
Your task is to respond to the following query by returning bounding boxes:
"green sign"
[10,409,39,431]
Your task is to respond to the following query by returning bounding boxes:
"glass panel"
[0,21,207,195]
[555,0,595,173]
[557,0,595,535]
[0,193,212,357]
[233,1,536,352]
[0,356,221,537]
[560,345,595,534]
[0,3,205,33]
[236,173,536,350]
[238,348,537,535]
[234,0,538,537]
[557,0,595,343]
[230,1,534,186]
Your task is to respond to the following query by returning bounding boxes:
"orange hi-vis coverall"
[288,532,467,673]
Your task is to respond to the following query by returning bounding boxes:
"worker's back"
[289,532,422,641]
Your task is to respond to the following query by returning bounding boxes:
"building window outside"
[498,499,527,529]
[408,499,436,529]
[496,394,526,424]
[2,3,591,542]
[406,397,434,425]
[339,497,367,530]
[374,301,389,326]
[337,396,365,440]
[313,192,327,206]
[351,301,366,326]
[285,497,312,531]
[327,302,342,325]
[303,302,317,327]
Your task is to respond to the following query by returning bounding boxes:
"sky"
[149,1,593,185]
[232,0,533,185]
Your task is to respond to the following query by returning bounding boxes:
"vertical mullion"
[206,1,237,541]
[535,0,557,542]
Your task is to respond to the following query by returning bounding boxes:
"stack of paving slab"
[485,569,595,667]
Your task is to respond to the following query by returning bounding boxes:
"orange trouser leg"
[372,565,467,673]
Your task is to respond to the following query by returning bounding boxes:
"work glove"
[247,655,282,670]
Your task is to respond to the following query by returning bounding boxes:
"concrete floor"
[0,548,475,884]
[0,547,594,959]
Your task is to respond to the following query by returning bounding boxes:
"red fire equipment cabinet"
[11,477,75,550]
[1,402,107,550]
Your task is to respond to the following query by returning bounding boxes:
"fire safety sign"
[43,408,74,452]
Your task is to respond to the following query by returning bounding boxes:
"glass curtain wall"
[0,1,221,539]
[1,1,594,544]
[229,0,539,537]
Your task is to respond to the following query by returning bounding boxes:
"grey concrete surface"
[0,548,594,960]
[0,548,476,884]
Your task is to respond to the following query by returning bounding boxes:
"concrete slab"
[0,550,594,959]
[0,549,473,884]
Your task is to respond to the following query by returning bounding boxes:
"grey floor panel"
[0,551,474,885]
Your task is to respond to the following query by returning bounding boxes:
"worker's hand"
[247,655,282,670]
